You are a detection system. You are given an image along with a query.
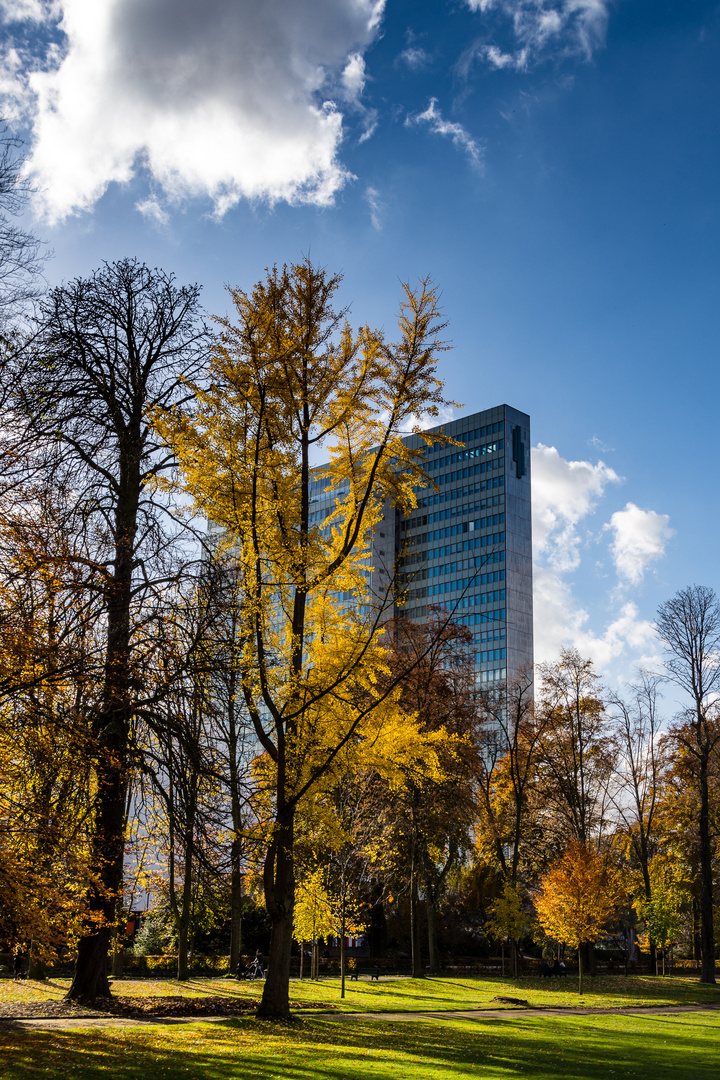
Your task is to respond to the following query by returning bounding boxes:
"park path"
[3,1002,720,1032]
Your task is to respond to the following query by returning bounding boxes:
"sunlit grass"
[1,973,719,1012]
[2,1011,720,1078]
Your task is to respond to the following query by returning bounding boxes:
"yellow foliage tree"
[535,841,621,994]
[486,881,527,977]
[154,259,454,1018]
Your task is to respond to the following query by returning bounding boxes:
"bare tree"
[0,122,47,324]
[656,585,720,984]
[607,674,666,903]
[1,259,207,1001]
[535,649,614,851]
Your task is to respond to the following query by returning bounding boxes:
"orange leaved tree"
[535,841,621,994]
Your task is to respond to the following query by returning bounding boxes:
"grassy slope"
[2,1012,720,1079]
[2,974,720,1012]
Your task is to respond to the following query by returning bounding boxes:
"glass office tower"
[310,404,533,690]
[395,404,533,688]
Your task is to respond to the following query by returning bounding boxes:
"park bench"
[349,965,381,981]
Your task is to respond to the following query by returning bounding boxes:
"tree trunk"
[65,484,137,1004]
[68,929,112,1001]
[578,946,583,995]
[425,884,439,975]
[257,812,295,1018]
[340,932,346,999]
[27,942,46,981]
[410,869,423,978]
[229,836,244,973]
[65,748,127,1002]
[698,753,716,983]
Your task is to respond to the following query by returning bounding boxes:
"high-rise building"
[394,404,533,689]
[309,404,533,691]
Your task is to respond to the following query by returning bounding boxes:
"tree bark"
[410,867,423,978]
[176,841,193,982]
[257,812,295,1018]
[698,752,716,983]
[425,880,439,975]
[229,835,244,974]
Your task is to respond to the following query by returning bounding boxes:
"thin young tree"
[535,650,614,852]
[656,585,720,985]
[606,673,667,970]
[155,259,454,1018]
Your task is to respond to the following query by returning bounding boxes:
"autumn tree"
[656,585,720,984]
[535,841,621,994]
[535,650,614,855]
[635,853,690,976]
[0,480,106,973]
[486,881,527,976]
[1,259,207,1001]
[155,259,453,1018]
[475,668,541,883]
[194,555,260,973]
[606,673,667,970]
[362,614,477,976]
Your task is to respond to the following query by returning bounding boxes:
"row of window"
[404,541,505,578]
[416,474,504,509]
[430,420,504,451]
[477,667,507,684]
[426,440,503,470]
[456,610,506,627]
[476,648,506,663]
[429,581,506,605]
[429,560,505,583]
[403,532,505,567]
[430,515,504,548]
[400,493,504,533]
[472,628,506,643]
[430,457,503,487]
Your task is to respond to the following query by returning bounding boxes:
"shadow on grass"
[2,1011,720,1080]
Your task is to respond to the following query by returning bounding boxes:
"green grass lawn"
[2,1011,720,1079]
[2,973,720,1013]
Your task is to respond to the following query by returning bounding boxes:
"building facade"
[310,404,534,691]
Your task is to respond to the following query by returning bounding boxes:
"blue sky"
[1,0,718,688]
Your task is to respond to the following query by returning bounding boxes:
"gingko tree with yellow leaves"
[535,842,622,994]
[154,259,454,1018]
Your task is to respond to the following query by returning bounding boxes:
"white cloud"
[0,0,57,23]
[341,53,367,103]
[531,444,664,676]
[465,0,610,69]
[0,0,385,222]
[607,502,674,586]
[135,195,169,228]
[399,46,431,70]
[407,98,483,170]
[364,185,383,230]
[532,443,620,570]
